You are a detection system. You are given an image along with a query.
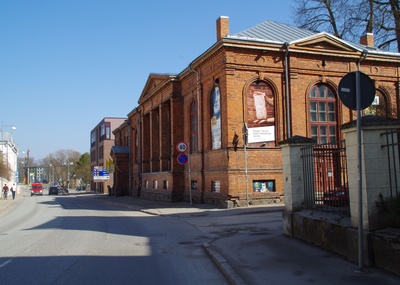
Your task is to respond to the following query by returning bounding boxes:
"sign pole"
[338,52,373,272]
[176,142,190,205]
[188,142,192,206]
[243,123,249,207]
[356,70,364,272]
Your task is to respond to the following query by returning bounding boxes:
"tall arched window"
[309,84,337,144]
[190,100,198,153]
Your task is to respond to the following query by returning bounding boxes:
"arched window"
[190,100,198,153]
[363,89,389,117]
[309,84,338,144]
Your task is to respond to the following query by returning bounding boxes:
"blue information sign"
[93,166,110,181]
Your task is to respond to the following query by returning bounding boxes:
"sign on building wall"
[93,166,110,182]
[246,81,275,144]
[248,126,275,143]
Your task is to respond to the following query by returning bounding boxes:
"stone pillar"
[280,136,315,236]
[280,136,315,212]
[341,117,400,231]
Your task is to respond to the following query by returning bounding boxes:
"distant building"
[0,131,18,190]
[90,117,126,193]
[112,17,400,207]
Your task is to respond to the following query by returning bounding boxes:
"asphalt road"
[2,189,400,285]
[0,189,227,285]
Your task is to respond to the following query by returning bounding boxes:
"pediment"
[138,73,178,104]
[293,33,356,53]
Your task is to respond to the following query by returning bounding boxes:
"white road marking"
[0,260,11,268]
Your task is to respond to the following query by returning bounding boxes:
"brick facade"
[90,117,126,193]
[111,17,400,207]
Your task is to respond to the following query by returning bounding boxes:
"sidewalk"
[94,194,400,285]
[0,189,23,213]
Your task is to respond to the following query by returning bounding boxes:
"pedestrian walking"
[11,183,16,200]
[2,184,9,200]
[107,185,111,196]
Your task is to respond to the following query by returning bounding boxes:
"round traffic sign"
[177,153,188,165]
[176,142,187,152]
[338,71,376,110]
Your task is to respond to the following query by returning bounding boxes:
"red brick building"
[112,17,400,207]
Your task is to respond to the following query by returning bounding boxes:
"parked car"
[48,186,59,195]
[31,183,43,196]
[323,185,349,207]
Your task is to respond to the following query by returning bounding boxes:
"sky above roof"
[0,0,294,160]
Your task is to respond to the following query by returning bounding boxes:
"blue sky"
[0,0,294,160]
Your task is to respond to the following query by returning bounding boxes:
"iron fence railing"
[381,129,400,199]
[301,140,349,216]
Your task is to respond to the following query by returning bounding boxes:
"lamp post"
[49,163,54,185]
[21,150,30,184]
[64,161,73,189]
[1,122,16,141]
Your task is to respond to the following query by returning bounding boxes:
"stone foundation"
[283,210,400,275]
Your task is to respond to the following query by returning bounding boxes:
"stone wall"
[281,120,400,275]
[283,210,400,275]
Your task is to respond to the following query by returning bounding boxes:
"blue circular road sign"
[177,153,188,165]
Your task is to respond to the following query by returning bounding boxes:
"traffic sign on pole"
[177,153,188,165]
[176,142,187,152]
[338,71,375,110]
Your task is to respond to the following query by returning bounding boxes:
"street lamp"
[1,122,16,141]
[64,161,73,189]
[49,163,55,185]
[21,150,30,184]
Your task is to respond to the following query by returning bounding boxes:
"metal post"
[243,123,249,207]
[188,142,192,206]
[356,69,364,272]
[67,162,70,190]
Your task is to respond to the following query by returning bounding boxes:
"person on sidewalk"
[3,184,9,200]
[11,183,16,200]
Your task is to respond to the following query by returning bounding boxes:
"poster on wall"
[253,180,275,192]
[211,85,221,149]
[246,81,275,144]
[248,126,275,143]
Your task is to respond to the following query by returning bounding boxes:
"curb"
[202,242,246,285]
[93,197,163,216]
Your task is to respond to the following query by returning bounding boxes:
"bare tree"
[293,0,400,51]
[293,0,359,37]
[0,154,12,181]
[371,0,400,51]
[42,149,81,187]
